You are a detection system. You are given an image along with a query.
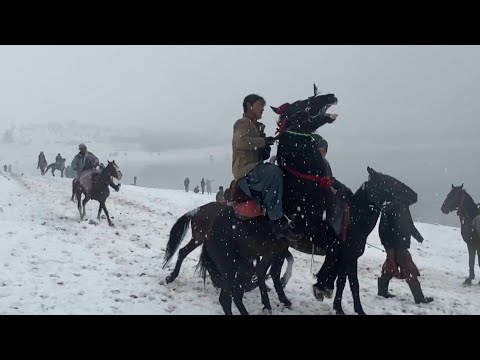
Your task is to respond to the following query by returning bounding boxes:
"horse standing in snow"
[441,184,480,285]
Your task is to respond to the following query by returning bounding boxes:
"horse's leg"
[333,265,347,315]
[219,288,233,315]
[61,169,64,178]
[270,252,292,307]
[252,256,273,313]
[166,238,201,284]
[71,181,76,202]
[231,262,249,315]
[477,248,480,285]
[314,253,338,301]
[465,243,475,285]
[281,249,294,287]
[51,168,55,177]
[82,197,89,219]
[348,260,366,315]
[101,201,113,226]
[314,237,341,300]
[97,203,102,220]
[218,260,235,315]
[77,192,83,220]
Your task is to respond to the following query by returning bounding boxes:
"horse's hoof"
[355,309,367,315]
[282,299,292,308]
[324,288,334,299]
[464,279,472,286]
[165,275,174,284]
[262,308,272,315]
[415,297,434,304]
[335,309,345,315]
[313,285,325,301]
[109,223,115,227]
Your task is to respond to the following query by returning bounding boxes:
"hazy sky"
[2,45,480,142]
[1,45,479,226]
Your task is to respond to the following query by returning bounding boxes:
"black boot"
[378,275,395,298]
[407,278,433,304]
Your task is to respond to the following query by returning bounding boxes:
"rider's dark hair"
[243,94,265,113]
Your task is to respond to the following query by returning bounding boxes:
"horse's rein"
[458,191,466,212]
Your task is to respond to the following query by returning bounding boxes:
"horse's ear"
[367,166,376,176]
[461,183,464,189]
[107,160,111,164]
[452,184,454,189]
[271,103,290,115]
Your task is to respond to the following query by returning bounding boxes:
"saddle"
[225,180,266,219]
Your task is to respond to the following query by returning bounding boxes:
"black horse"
[314,168,419,315]
[441,184,480,285]
[163,200,295,288]
[194,92,337,315]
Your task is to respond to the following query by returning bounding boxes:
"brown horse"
[163,200,295,287]
[74,160,122,226]
[441,184,480,285]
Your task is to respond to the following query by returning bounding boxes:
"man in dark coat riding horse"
[72,143,120,192]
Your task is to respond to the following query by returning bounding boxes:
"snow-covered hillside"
[0,171,476,315]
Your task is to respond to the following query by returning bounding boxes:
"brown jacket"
[232,116,266,181]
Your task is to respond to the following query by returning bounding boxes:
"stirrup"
[284,214,295,229]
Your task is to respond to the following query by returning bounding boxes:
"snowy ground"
[0,171,478,315]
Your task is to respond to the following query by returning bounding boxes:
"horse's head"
[105,160,123,180]
[441,184,464,214]
[271,93,337,134]
[363,166,418,210]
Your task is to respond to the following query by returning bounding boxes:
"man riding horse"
[231,94,290,238]
[55,153,64,166]
[72,143,120,192]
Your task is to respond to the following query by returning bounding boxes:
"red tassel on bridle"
[275,118,287,136]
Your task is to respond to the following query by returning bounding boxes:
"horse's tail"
[162,210,194,267]
[196,244,221,289]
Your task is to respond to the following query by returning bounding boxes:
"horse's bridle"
[273,103,333,140]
